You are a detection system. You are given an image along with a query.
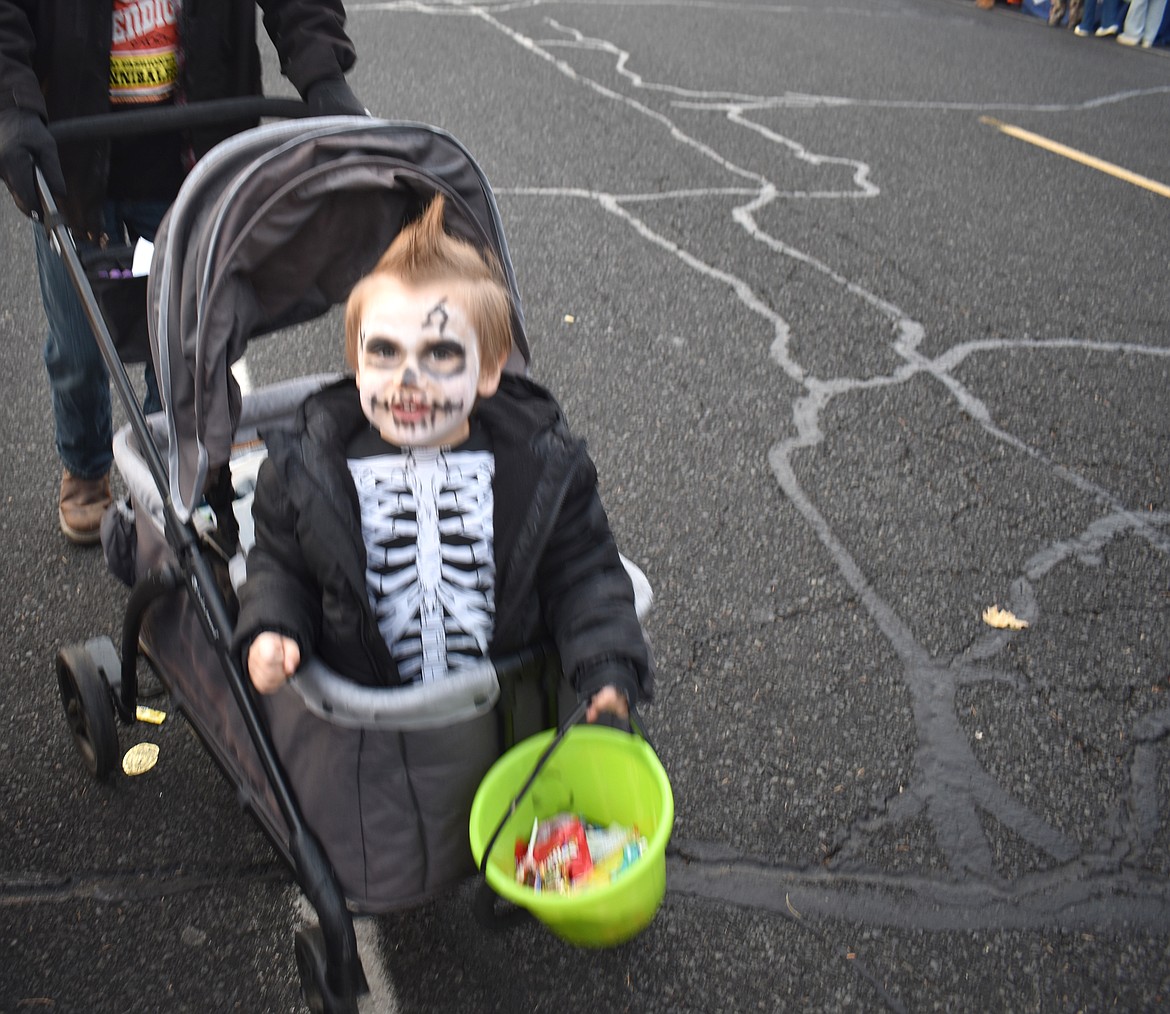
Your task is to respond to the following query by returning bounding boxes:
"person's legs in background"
[1119,0,1150,41]
[1094,0,1124,33]
[111,199,169,415]
[1077,0,1100,33]
[35,223,114,544]
[1139,0,1168,41]
[34,197,169,544]
[1050,0,1085,26]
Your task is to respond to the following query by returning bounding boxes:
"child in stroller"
[235,193,649,730]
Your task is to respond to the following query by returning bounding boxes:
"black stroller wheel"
[56,643,119,780]
[294,924,327,1014]
[294,924,359,1014]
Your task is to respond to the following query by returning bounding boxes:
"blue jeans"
[1123,0,1170,40]
[34,200,167,480]
[1080,0,1124,28]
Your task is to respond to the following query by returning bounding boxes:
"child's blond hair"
[345,194,513,372]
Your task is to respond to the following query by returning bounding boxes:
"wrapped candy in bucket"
[514,813,648,894]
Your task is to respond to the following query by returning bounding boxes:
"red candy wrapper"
[515,814,643,893]
[515,814,594,891]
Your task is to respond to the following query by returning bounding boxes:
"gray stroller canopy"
[147,117,530,521]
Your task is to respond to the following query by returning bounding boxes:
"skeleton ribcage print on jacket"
[349,447,495,684]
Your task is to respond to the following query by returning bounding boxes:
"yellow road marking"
[980,116,1170,199]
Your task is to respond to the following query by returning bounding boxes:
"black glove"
[305,77,367,117]
[0,108,66,220]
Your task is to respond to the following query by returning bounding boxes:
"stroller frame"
[40,100,570,1014]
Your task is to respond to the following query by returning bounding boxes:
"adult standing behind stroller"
[0,0,365,545]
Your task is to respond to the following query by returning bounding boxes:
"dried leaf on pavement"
[982,605,1028,630]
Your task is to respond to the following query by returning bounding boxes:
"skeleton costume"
[234,374,651,705]
[347,427,496,684]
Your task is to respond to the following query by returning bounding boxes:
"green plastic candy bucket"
[469,724,674,948]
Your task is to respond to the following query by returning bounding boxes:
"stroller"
[42,102,653,1014]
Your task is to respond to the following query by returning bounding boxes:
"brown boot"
[1068,0,1084,26]
[1048,0,1065,23]
[59,470,112,545]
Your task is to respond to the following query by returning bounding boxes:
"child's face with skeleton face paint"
[355,277,502,447]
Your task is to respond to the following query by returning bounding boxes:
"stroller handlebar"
[289,644,558,732]
[48,97,314,143]
[291,656,503,731]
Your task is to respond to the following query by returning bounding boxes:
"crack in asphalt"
[666,839,1170,932]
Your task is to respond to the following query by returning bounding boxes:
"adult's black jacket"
[0,0,356,234]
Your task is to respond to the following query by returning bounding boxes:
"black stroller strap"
[476,697,590,881]
[202,464,240,558]
[473,696,588,933]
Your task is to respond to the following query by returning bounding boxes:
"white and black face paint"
[356,279,482,447]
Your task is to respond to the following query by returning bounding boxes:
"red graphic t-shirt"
[110,0,180,106]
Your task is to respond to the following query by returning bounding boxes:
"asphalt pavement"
[3,1,1169,1011]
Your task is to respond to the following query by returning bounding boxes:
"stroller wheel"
[294,924,325,1013]
[55,643,119,780]
[294,922,364,1014]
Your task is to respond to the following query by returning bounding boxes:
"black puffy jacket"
[234,374,652,704]
[0,0,356,234]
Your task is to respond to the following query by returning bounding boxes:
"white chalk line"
[476,1,1170,874]
[340,0,1168,941]
[480,2,1170,550]
[352,0,1170,111]
[354,0,968,16]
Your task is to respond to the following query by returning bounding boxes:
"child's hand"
[247,632,301,694]
[585,684,629,724]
